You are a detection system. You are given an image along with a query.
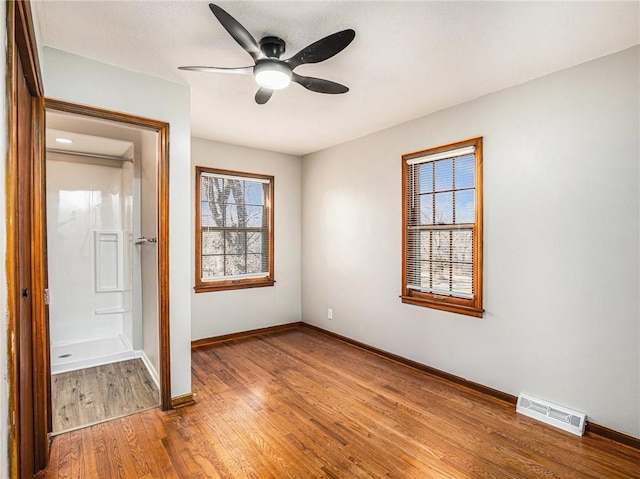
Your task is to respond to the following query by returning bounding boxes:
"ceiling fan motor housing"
[260,36,286,58]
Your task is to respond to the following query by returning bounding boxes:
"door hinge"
[44,288,50,305]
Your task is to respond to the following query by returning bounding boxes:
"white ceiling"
[47,128,134,158]
[33,1,640,156]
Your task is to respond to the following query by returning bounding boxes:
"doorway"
[41,100,172,433]
[44,107,163,433]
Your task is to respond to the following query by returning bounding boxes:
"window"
[195,167,274,292]
[401,137,483,317]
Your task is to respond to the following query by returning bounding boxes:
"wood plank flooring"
[45,328,640,478]
[51,358,159,433]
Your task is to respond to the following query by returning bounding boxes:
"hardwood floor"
[45,329,640,478]
[51,358,159,433]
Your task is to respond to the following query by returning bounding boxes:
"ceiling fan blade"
[178,66,253,74]
[255,88,273,104]
[285,29,355,70]
[292,73,349,94]
[209,3,264,62]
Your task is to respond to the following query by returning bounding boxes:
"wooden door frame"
[7,1,46,476]
[42,98,173,414]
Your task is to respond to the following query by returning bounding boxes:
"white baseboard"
[138,350,160,390]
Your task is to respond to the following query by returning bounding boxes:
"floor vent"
[516,394,586,436]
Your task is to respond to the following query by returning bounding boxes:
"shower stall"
[46,144,136,373]
[45,122,159,384]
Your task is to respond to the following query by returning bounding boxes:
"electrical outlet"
[327,308,333,320]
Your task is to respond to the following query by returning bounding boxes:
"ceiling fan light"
[254,61,291,90]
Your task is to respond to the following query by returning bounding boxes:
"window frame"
[195,166,275,293]
[401,137,483,317]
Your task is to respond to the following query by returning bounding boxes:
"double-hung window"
[195,167,274,292]
[401,137,483,317]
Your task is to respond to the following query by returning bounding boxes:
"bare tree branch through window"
[195,167,274,292]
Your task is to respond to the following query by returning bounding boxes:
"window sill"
[195,279,275,293]
[400,295,483,318]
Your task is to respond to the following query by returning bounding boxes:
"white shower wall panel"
[122,161,135,347]
[46,160,131,346]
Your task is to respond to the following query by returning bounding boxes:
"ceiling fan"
[179,3,356,104]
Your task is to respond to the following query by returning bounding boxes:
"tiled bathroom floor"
[51,358,159,433]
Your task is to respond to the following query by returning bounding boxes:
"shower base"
[51,335,135,375]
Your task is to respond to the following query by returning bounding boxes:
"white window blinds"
[405,145,477,299]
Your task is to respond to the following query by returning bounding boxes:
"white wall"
[191,138,301,340]
[302,46,640,437]
[140,130,160,377]
[42,47,192,398]
[0,3,9,476]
